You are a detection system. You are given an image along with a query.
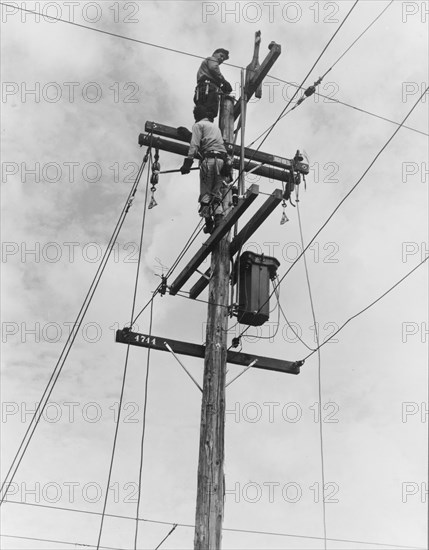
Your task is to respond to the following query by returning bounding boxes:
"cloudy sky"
[1,0,428,548]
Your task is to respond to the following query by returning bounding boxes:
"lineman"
[180,105,230,234]
[194,48,232,119]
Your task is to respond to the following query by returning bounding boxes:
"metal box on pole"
[237,251,280,326]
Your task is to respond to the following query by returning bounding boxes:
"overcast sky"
[1,1,428,549]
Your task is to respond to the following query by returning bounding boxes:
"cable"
[274,279,315,352]
[296,201,327,550]
[254,0,395,132]
[96,150,153,550]
[224,0,360,194]
[302,255,428,361]
[1,533,122,550]
[154,523,178,549]
[3,1,426,141]
[2,501,425,550]
[323,0,394,77]
[131,219,205,326]
[245,0,360,159]
[0,150,149,506]
[0,3,206,62]
[134,298,154,548]
[230,84,428,349]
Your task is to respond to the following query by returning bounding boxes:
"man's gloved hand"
[180,157,194,175]
[222,81,233,94]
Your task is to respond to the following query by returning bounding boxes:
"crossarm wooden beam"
[189,189,283,299]
[143,122,309,175]
[139,133,302,184]
[116,330,302,375]
[169,185,259,296]
[234,42,282,119]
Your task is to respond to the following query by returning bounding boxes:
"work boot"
[214,214,224,228]
[203,217,214,234]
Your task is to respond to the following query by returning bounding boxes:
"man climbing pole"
[180,105,232,234]
[194,48,233,119]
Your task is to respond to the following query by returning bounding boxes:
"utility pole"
[117,33,309,549]
[194,95,234,549]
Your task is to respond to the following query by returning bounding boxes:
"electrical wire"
[154,523,178,549]
[131,219,205,326]
[96,150,153,550]
[273,278,315,352]
[2,501,425,549]
[323,0,394,77]
[296,200,327,550]
[225,0,360,193]
[0,150,149,506]
[1,533,122,550]
[229,84,428,350]
[249,0,395,144]
[2,1,426,141]
[134,299,155,548]
[302,255,428,361]
[243,0,360,162]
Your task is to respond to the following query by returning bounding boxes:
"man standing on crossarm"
[180,105,230,234]
[194,48,233,119]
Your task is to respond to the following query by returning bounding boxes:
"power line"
[0,150,150,506]
[0,3,205,61]
[296,200,327,550]
[323,0,394,76]
[131,219,204,326]
[97,148,153,550]
[1,533,122,550]
[231,84,428,348]
[154,523,178,549]
[238,0,361,174]
[249,0,396,146]
[134,298,154,548]
[2,1,426,142]
[3,501,424,549]
[302,254,428,361]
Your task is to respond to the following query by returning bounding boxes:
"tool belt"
[203,151,227,159]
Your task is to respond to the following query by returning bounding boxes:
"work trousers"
[193,81,220,118]
[198,157,226,217]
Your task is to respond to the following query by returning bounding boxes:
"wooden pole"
[194,95,234,549]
